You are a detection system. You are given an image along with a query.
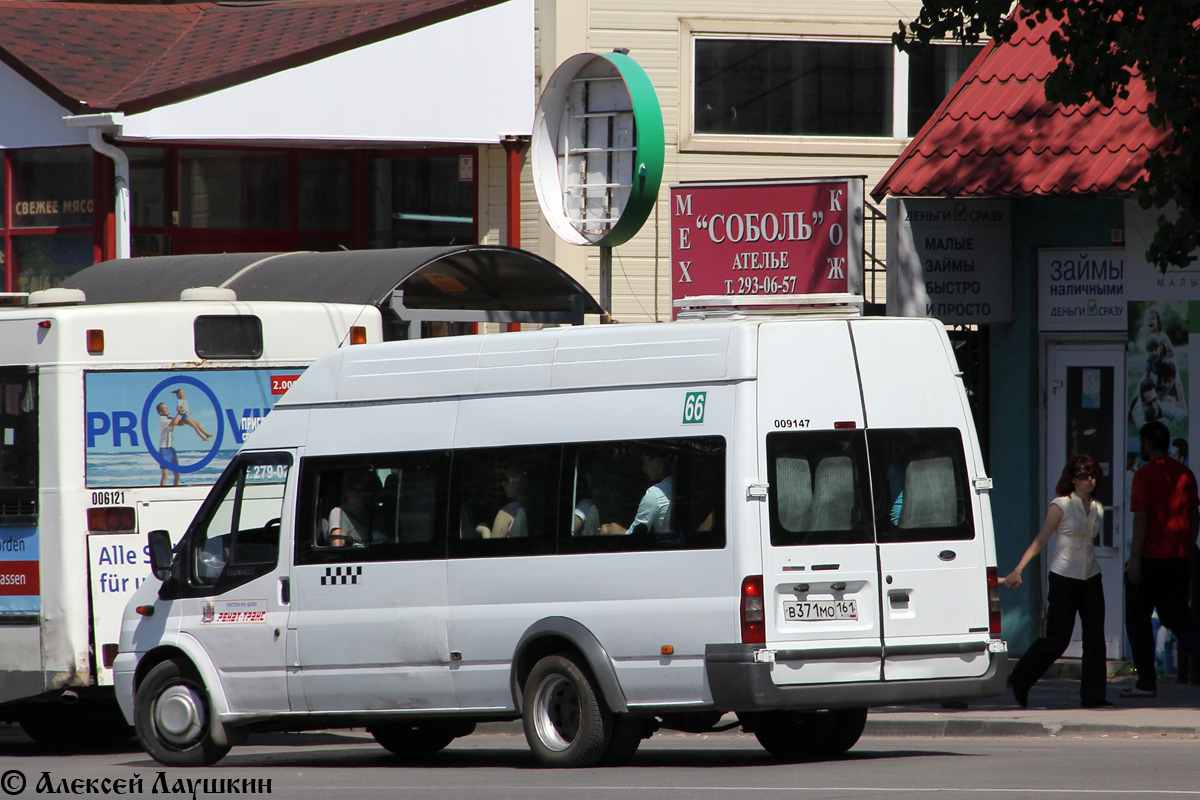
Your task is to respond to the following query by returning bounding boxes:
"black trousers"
[1125,557,1200,691]
[1010,571,1107,705]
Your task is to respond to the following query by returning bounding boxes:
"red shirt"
[1130,457,1200,558]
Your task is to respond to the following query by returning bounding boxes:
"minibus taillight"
[987,567,1002,638]
[87,507,136,533]
[349,326,367,345]
[86,329,104,355]
[834,420,857,429]
[741,575,765,644]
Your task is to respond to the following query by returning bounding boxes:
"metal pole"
[599,245,613,323]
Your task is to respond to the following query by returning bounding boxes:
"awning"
[61,245,604,325]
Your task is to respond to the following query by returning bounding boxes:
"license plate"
[783,599,858,621]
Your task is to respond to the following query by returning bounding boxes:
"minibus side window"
[868,428,975,543]
[185,454,289,594]
[560,436,726,554]
[766,431,872,546]
[449,445,560,559]
[294,452,450,565]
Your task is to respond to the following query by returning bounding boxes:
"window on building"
[299,155,352,233]
[12,235,93,294]
[4,147,95,292]
[907,44,984,134]
[695,39,893,137]
[179,149,290,230]
[689,33,983,148]
[10,147,94,229]
[369,153,475,249]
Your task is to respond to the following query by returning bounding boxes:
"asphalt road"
[2,726,1198,800]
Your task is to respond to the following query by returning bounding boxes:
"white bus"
[116,313,1008,767]
[0,287,381,745]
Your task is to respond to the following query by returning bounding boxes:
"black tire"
[824,707,867,754]
[368,720,477,757]
[598,715,651,766]
[135,659,231,767]
[742,710,835,761]
[522,653,612,768]
[19,701,135,751]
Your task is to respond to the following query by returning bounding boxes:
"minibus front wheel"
[522,652,612,768]
[135,659,231,767]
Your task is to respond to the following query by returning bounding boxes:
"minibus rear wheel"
[741,709,835,761]
[522,652,611,768]
[135,659,231,767]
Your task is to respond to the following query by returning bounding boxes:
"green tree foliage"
[894,1,1199,271]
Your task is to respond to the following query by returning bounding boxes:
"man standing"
[1124,420,1200,698]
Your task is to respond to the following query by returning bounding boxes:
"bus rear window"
[0,367,37,522]
[194,316,263,359]
[767,427,975,546]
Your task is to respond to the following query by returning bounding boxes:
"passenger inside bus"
[325,470,382,547]
[476,462,528,538]
[600,449,674,536]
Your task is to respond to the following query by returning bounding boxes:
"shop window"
[13,234,93,293]
[369,154,475,248]
[10,147,93,229]
[179,149,290,230]
[695,39,893,137]
[132,234,170,258]
[129,148,169,227]
[299,155,351,232]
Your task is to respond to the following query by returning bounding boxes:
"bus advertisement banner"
[0,529,39,616]
[84,369,302,488]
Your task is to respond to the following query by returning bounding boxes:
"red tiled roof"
[872,14,1170,200]
[0,0,507,114]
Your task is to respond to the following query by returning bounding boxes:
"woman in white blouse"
[1003,454,1111,709]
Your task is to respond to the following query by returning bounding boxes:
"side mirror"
[147,529,174,581]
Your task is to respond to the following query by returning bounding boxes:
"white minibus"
[0,287,380,745]
[116,313,1008,767]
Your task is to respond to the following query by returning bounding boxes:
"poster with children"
[1126,301,1189,469]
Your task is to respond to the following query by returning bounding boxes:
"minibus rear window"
[868,428,975,543]
[766,430,872,546]
[194,316,263,359]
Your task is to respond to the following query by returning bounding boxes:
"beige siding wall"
[527,0,925,322]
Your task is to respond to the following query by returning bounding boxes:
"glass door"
[1045,344,1125,659]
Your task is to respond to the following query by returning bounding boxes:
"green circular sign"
[532,52,665,247]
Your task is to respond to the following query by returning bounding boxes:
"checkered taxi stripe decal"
[321,566,363,586]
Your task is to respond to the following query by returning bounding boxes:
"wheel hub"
[533,675,580,752]
[155,684,207,746]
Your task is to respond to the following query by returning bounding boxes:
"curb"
[864,718,1200,738]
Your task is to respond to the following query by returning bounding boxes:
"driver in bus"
[600,449,673,536]
[325,471,381,547]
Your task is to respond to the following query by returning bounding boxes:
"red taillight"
[987,567,1002,638]
[87,507,136,533]
[101,643,119,668]
[741,575,765,644]
[833,420,857,429]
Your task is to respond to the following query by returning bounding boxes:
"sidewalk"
[864,668,1200,739]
